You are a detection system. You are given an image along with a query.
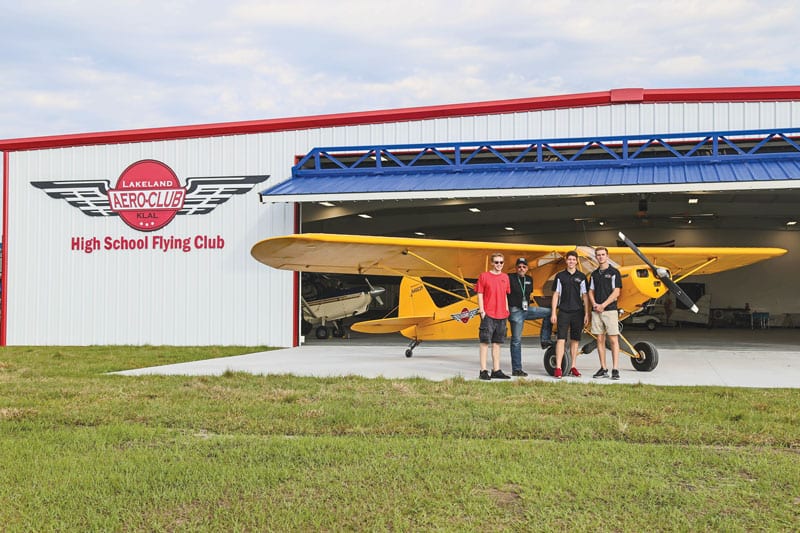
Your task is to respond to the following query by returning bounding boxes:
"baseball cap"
[515,257,528,266]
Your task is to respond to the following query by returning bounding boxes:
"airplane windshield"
[575,245,621,272]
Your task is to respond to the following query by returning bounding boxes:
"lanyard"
[517,275,528,310]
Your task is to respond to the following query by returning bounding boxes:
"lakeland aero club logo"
[451,307,480,323]
[32,160,268,232]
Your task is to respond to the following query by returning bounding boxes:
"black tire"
[631,341,659,371]
[332,321,346,338]
[581,339,598,354]
[405,349,413,358]
[646,319,657,331]
[315,326,329,340]
[543,345,572,376]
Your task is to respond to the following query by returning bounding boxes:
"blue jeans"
[508,305,553,371]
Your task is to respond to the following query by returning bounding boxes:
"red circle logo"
[109,160,186,232]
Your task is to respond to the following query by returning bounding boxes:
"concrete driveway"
[116,328,800,388]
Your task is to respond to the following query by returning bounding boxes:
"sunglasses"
[493,260,504,264]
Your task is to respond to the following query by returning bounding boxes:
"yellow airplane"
[251,232,786,375]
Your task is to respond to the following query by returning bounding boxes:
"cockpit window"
[575,245,621,272]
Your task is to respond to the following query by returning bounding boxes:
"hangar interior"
[280,131,800,333]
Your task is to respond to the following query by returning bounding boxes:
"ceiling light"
[504,226,515,231]
[469,207,481,213]
[319,201,335,207]
[584,200,596,206]
[688,198,699,204]
[598,221,605,226]
[357,214,372,219]
[414,231,426,236]
[787,221,798,226]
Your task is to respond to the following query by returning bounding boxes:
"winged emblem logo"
[450,307,480,324]
[31,159,269,232]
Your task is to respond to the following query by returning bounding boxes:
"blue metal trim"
[290,128,800,179]
[260,128,800,198]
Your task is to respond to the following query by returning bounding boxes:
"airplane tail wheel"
[646,319,657,331]
[581,339,598,354]
[543,345,571,376]
[631,341,659,372]
[332,321,346,338]
[405,349,413,358]
[315,326,329,340]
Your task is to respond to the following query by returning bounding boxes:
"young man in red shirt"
[476,252,511,380]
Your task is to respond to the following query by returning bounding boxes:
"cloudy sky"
[1,0,798,140]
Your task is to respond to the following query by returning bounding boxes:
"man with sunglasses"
[476,252,511,380]
[507,257,553,377]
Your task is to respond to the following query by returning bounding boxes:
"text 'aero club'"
[251,232,786,375]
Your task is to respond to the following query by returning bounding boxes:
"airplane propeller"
[365,277,385,306]
[618,232,699,313]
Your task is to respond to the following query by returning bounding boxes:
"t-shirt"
[552,269,587,312]
[589,266,622,311]
[507,273,532,308]
[476,271,511,319]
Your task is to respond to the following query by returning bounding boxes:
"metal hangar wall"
[1,86,799,345]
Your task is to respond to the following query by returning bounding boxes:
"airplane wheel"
[631,341,659,372]
[332,323,346,338]
[405,349,413,358]
[581,339,597,354]
[646,319,658,331]
[315,326,329,340]
[543,345,571,376]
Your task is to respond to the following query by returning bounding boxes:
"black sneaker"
[611,369,620,380]
[479,370,491,380]
[541,340,553,349]
[490,369,511,380]
[593,368,609,379]
[511,369,528,377]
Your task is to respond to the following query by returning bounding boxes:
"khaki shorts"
[591,310,620,335]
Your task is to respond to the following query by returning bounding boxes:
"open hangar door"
[299,189,800,332]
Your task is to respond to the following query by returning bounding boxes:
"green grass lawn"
[1,346,798,531]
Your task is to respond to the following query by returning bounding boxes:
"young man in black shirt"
[588,246,623,380]
[550,250,589,379]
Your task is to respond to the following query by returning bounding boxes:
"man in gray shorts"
[588,247,622,380]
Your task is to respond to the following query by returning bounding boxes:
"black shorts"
[479,316,507,344]
[556,310,584,341]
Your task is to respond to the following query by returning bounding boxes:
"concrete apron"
[116,329,800,388]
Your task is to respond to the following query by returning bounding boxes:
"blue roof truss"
[259,128,800,202]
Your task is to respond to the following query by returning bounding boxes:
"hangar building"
[1,86,799,346]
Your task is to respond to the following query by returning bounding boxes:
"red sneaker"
[569,367,582,377]
[554,368,562,379]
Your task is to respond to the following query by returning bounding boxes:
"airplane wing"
[251,233,572,278]
[605,245,788,277]
[252,233,786,279]
[350,316,434,334]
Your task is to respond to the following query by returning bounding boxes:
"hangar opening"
[260,128,800,338]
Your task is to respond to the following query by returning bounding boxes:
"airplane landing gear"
[405,339,420,357]
[543,345,572,376]
[631,341,659,371]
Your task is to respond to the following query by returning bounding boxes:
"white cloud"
[1,0,800,139]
